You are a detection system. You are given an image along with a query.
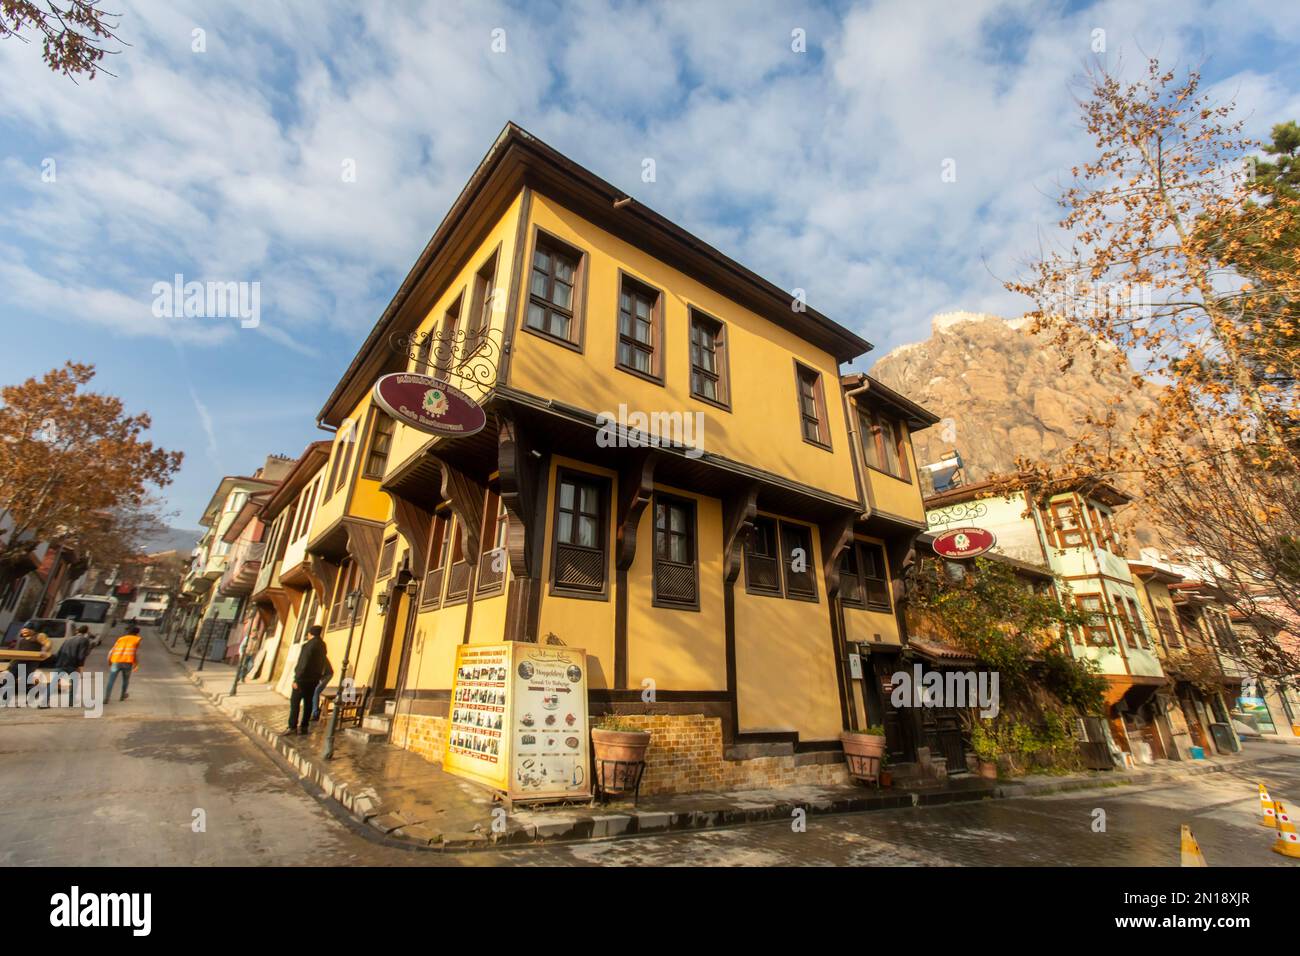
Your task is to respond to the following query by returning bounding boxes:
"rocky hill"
[870,311,1157,493]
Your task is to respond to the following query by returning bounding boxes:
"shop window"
[779,521,818,601]
[525,235,583,346]
[795,362,830,448]
[363,413,395,479]
[616,274,663,382]
[653,494,698,609]
[743,516,781,595]
[689,309,729,408]
[551,471,609,596]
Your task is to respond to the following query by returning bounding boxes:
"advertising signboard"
[443,642,591,803]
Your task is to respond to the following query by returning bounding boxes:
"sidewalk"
[165,636,1297,852]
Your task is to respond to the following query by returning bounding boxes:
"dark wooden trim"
[391,496,434,582]
[497,186,533,386]
[438,459,487,567]
[819,513,855,732]
[614,450,658,689]
[721,481,759,744]
[497,408,550,643]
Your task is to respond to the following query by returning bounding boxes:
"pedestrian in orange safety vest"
[104,625,142,703]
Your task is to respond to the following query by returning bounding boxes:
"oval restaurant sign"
[932,526,997,560]
[372,373,486,438]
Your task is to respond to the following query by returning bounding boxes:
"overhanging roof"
[318,122,876,426]
[842,373,940,431]
[261,441,332,520]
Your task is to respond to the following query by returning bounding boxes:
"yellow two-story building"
[290,124,937,794]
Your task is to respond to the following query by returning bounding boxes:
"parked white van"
[52,594,118,642]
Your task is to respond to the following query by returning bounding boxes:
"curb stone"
[174,649,1290,853]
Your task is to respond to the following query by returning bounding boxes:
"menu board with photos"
[442,642,591,802]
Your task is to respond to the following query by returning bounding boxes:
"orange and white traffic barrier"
[1272,802,1300,859]
[1181,824,1208,867]
[1259,782,1278,828]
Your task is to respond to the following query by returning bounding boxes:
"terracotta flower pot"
[591,728,651,794]
[978,759,998,780]
[840,732,886,759]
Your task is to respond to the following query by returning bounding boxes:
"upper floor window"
[839,540,891,612]
[469,251,500,351]
[363,413,395,480]
[551,471,608,596]
[859,408,910,481]
[743,517,781,595]
[689,310,729,408]
[436,293,464,379]
[1155,605,1180,649]
[526,236,582,346]
[1075,593,1111,645]
[653,494,698,609]
[331,419,359,497]
[1125,596,1149,648]
[477,490,509,596]
[779,521,818,601]
[377,536,398,580]
[616,275,663,382]
[421,511,451,608]
[1049,500,1085,548]
[795,362,830,448]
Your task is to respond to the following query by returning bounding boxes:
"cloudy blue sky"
[1,0,1297,527]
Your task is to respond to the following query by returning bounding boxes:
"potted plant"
[878,752,893,788]
[590,717,651,794]
[841,723,887,782]
[970,723,1000,779]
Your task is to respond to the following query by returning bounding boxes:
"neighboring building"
[924,478,1169,764]
[245,441,331,690]
[280,123,936,794]
[180,457,293,660]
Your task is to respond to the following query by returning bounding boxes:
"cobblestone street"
[1,637,1296,867]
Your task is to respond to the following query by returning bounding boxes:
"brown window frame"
[1050,500,1086,549]
[377,535,398,581]
[549,469,610,600]
[328,559,364,631]
[688,308,730,411]
[837,544,865,608]
[1125,596,1149,648]
[614,271,665,384]
[434,291,465,380]
[743,516,782,596]
[652,493,699,611]
[778,521,819,602]
[362,412,395,480]
[522,229,586,352]
[420,511,451,608]
[475,489,509,597]
[331,417,360,497]
[443,514,473,605]
[1155,605,1180,649]
[858,541,891,612]
[467,247,501,355]
[1075,593,1112,646]
[794,360,831,450]
[858,407,911,482]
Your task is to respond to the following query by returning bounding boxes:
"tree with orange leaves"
[0,362,183,591]
[1002,58,1300,685]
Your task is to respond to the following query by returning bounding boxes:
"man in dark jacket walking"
[284,625,330,736]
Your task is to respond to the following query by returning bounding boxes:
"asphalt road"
[2,630,1297,867]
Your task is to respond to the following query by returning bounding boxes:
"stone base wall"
[389,711,846,795]
[390,714,448,764]
[606,714,847,795]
